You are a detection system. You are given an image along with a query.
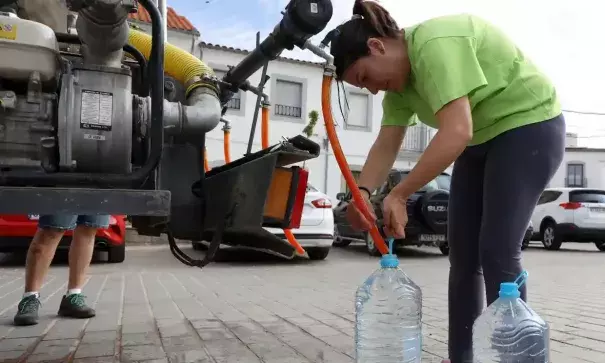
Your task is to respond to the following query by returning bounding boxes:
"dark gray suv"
[333,169,451,256]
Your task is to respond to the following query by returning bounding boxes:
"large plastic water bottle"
[472,271,550,363]
[355,238,422,363]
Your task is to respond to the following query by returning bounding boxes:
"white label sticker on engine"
[80,90,113,131]
[84,133,106,141]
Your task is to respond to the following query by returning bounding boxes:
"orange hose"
[261,106,270,149]
[260,103,306,257]
[223,130,231,163]
[321,73,388,255]
[203,147,210,172]
[284,229,306,256]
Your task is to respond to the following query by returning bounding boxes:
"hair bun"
[352,0,365,16]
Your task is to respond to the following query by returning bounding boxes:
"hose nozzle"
[220,117,232,132]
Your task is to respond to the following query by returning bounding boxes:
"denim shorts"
[38,215,111,231]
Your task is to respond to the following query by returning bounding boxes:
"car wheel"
[541,221,562,250]
[595,241,605,252]
[521,238,530,250]
[332,225,351,247]
[192,241,208,251]
[438,243,449,256]
[364,232,382,257]
[307,247,331,260]
[107,245,125,263]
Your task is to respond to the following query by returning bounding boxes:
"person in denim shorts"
[13,214,110,326]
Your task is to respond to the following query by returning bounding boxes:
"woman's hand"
[382,192,408,238]
[345,194,376,232]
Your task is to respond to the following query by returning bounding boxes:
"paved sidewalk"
[0,242,603,362]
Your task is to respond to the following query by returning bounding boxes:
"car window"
[306,184,318,193]
[377,182,389,195]
[537,191,562,204]
[569,190,605,203]
[389,171,451,192]
[435,174,451,191]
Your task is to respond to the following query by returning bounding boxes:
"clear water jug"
[355,238,422,363]
[472,271,550,363]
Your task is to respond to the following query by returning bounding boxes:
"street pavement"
[0,241,603,362]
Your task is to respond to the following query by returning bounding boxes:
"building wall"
[549,149,605,189]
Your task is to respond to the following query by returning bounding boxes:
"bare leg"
[57,222,99,319]
[67,225,97,290]
[15,227,66,326]
[24,228,65,293]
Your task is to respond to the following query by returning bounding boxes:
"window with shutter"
[566,163,585,187]
[274,79,303,118]
[345,92,369,129]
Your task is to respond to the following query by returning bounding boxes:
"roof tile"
[128,5,198,33]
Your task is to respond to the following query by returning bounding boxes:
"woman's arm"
[357,125,407,195]
[391,96,473,198]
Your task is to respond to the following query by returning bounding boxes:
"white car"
[530,187,605,251]
[264,184,335,260]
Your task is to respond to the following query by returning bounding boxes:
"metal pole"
[246,32,268,155]
[156,0,168,41]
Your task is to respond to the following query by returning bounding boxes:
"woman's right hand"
[345,193,376,232]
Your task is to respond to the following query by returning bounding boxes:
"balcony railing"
[275,104,302,118]
[401,124,432,152]
[226,97,240,110]
[565,177,587,188]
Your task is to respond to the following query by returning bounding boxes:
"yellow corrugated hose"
[127,28,217,96]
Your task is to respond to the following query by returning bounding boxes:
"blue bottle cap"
[498,270,528,299]
[380,237,399,268]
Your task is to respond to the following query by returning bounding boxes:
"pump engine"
[0,0,333,263]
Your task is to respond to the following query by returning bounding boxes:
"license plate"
[419,234,446,242]
[590,207,605,213]
[27,214,39,220]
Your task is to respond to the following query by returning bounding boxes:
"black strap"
[167,214,228,269]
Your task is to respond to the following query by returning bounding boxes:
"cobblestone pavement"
[0,241,603,362]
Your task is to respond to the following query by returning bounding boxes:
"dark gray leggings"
[447,115,565,362]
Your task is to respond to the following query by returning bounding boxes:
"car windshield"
[390,172,451,192]
[570,190,605,203]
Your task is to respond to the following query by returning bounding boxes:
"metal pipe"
[157,0,168,42]
[246,32,269,155]
[75,0,132,67]
[218,0,333,103]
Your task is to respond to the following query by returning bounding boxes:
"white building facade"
[547,133,605,189]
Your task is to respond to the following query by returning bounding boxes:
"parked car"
[0,214,127,262]
[193,184,335,260]
[333,170,451,256]
[530,187,605,251]
[521,220,534,250]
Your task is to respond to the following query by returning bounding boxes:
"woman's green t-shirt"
[382,14,561,146]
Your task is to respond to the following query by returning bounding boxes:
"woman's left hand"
[382,192,408,239]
